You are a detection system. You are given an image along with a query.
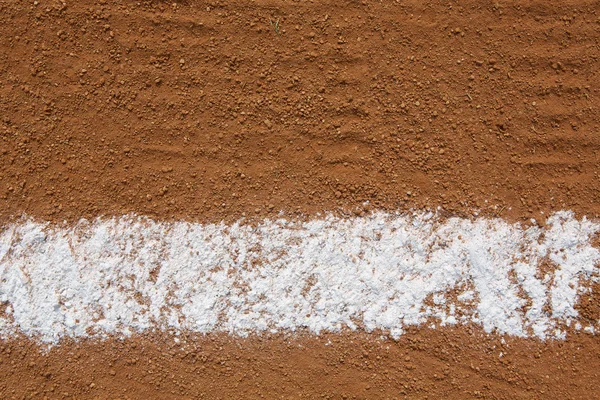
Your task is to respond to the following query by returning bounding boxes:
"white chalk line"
[0,211,599,344]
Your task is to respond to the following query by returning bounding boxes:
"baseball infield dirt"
[1,0,600,398]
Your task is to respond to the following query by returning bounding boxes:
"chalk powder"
[0,211,598,344]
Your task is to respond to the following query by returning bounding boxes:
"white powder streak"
[0,211,599,344]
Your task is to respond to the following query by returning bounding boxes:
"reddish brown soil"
[2,328,600,400]
[1,0,600,224]
[2,0,600,399]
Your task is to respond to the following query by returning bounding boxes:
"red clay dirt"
[2,328,600,400]
[2,0,600,398]
[1,0,600,225]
